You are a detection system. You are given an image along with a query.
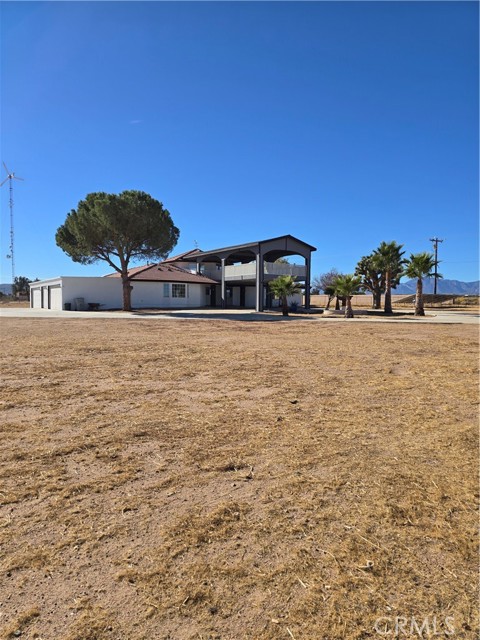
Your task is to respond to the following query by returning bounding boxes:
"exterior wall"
[31,275,303,311]
[206,285,260,308]
[231,287,240,306]
[218,285,302,309]
[61,277,123,309]
[199,263,222,281]
[31,277,213,310]
[308,294,411,308]
[31,277,123,310]
[245,286,257,308]
[169,261,220,278]
[131,281,206,308]
[269,292,302,308]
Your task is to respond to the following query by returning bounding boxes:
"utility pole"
[429,237,443,295]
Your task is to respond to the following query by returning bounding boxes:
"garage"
[30,276,124,311]
[49,285,62,310]
[30,278,64,310]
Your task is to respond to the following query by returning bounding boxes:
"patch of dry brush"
[0,318,478,639]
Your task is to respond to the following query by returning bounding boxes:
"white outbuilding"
[30,276,124,311]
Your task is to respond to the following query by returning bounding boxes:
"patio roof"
[179,234,316,264]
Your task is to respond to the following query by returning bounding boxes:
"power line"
[429,237,444,295]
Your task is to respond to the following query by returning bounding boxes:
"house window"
[163,283,170,297]
[172,284,187,298]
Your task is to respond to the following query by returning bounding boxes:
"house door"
[240,286,246,308]
[210,286,217,307]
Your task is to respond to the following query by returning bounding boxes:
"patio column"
[304,252,311,309]
[255,251,264,312]
[221,257,226,309]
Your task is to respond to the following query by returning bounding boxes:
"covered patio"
[183,235,316,312]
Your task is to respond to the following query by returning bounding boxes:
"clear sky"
[1,1,478,283]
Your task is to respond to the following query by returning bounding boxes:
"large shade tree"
[269,275,303,316]
[404,252,440,316]
[372,241,406,314]
[56,191,179,311]
[355,255,384,309]
[334,274,362,318]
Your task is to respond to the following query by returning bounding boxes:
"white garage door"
[42,287,49,308]
[49,285,62,310]
[32,289,42,308]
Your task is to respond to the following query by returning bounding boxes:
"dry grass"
[0,318,478,639]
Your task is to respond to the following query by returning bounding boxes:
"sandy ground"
[0,318,478,639]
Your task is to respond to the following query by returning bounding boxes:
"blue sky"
[1,1,478,283]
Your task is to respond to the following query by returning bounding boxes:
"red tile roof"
[105,263,218,284]
[107,264,153,277]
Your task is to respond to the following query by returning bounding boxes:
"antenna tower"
[1,162,24,285]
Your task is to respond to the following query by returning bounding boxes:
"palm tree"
[269,275,303,316]
[334,274,362,318]
[372,241,406,314]
[404,252,440,316]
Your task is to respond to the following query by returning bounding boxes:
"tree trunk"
[325,294,334,310]
[373,289,382,309]
[282,295,289,316]
[414,278,425,316]
[335,296,340,310]
[384,272,392,314]
[122,275,133,311]
[345,296,354,318]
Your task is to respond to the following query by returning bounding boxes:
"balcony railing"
[200,261,306,282]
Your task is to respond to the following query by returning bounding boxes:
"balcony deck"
[201,261,306,282]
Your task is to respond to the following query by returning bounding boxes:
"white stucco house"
[30,263,219,311]
[30,235,316,312]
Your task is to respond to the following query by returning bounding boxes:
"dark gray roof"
[183,235,316,264]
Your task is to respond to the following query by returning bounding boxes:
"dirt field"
[0,318,478,639]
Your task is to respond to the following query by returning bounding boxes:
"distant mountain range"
[393,277,479,295]
[0,283,13,295]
